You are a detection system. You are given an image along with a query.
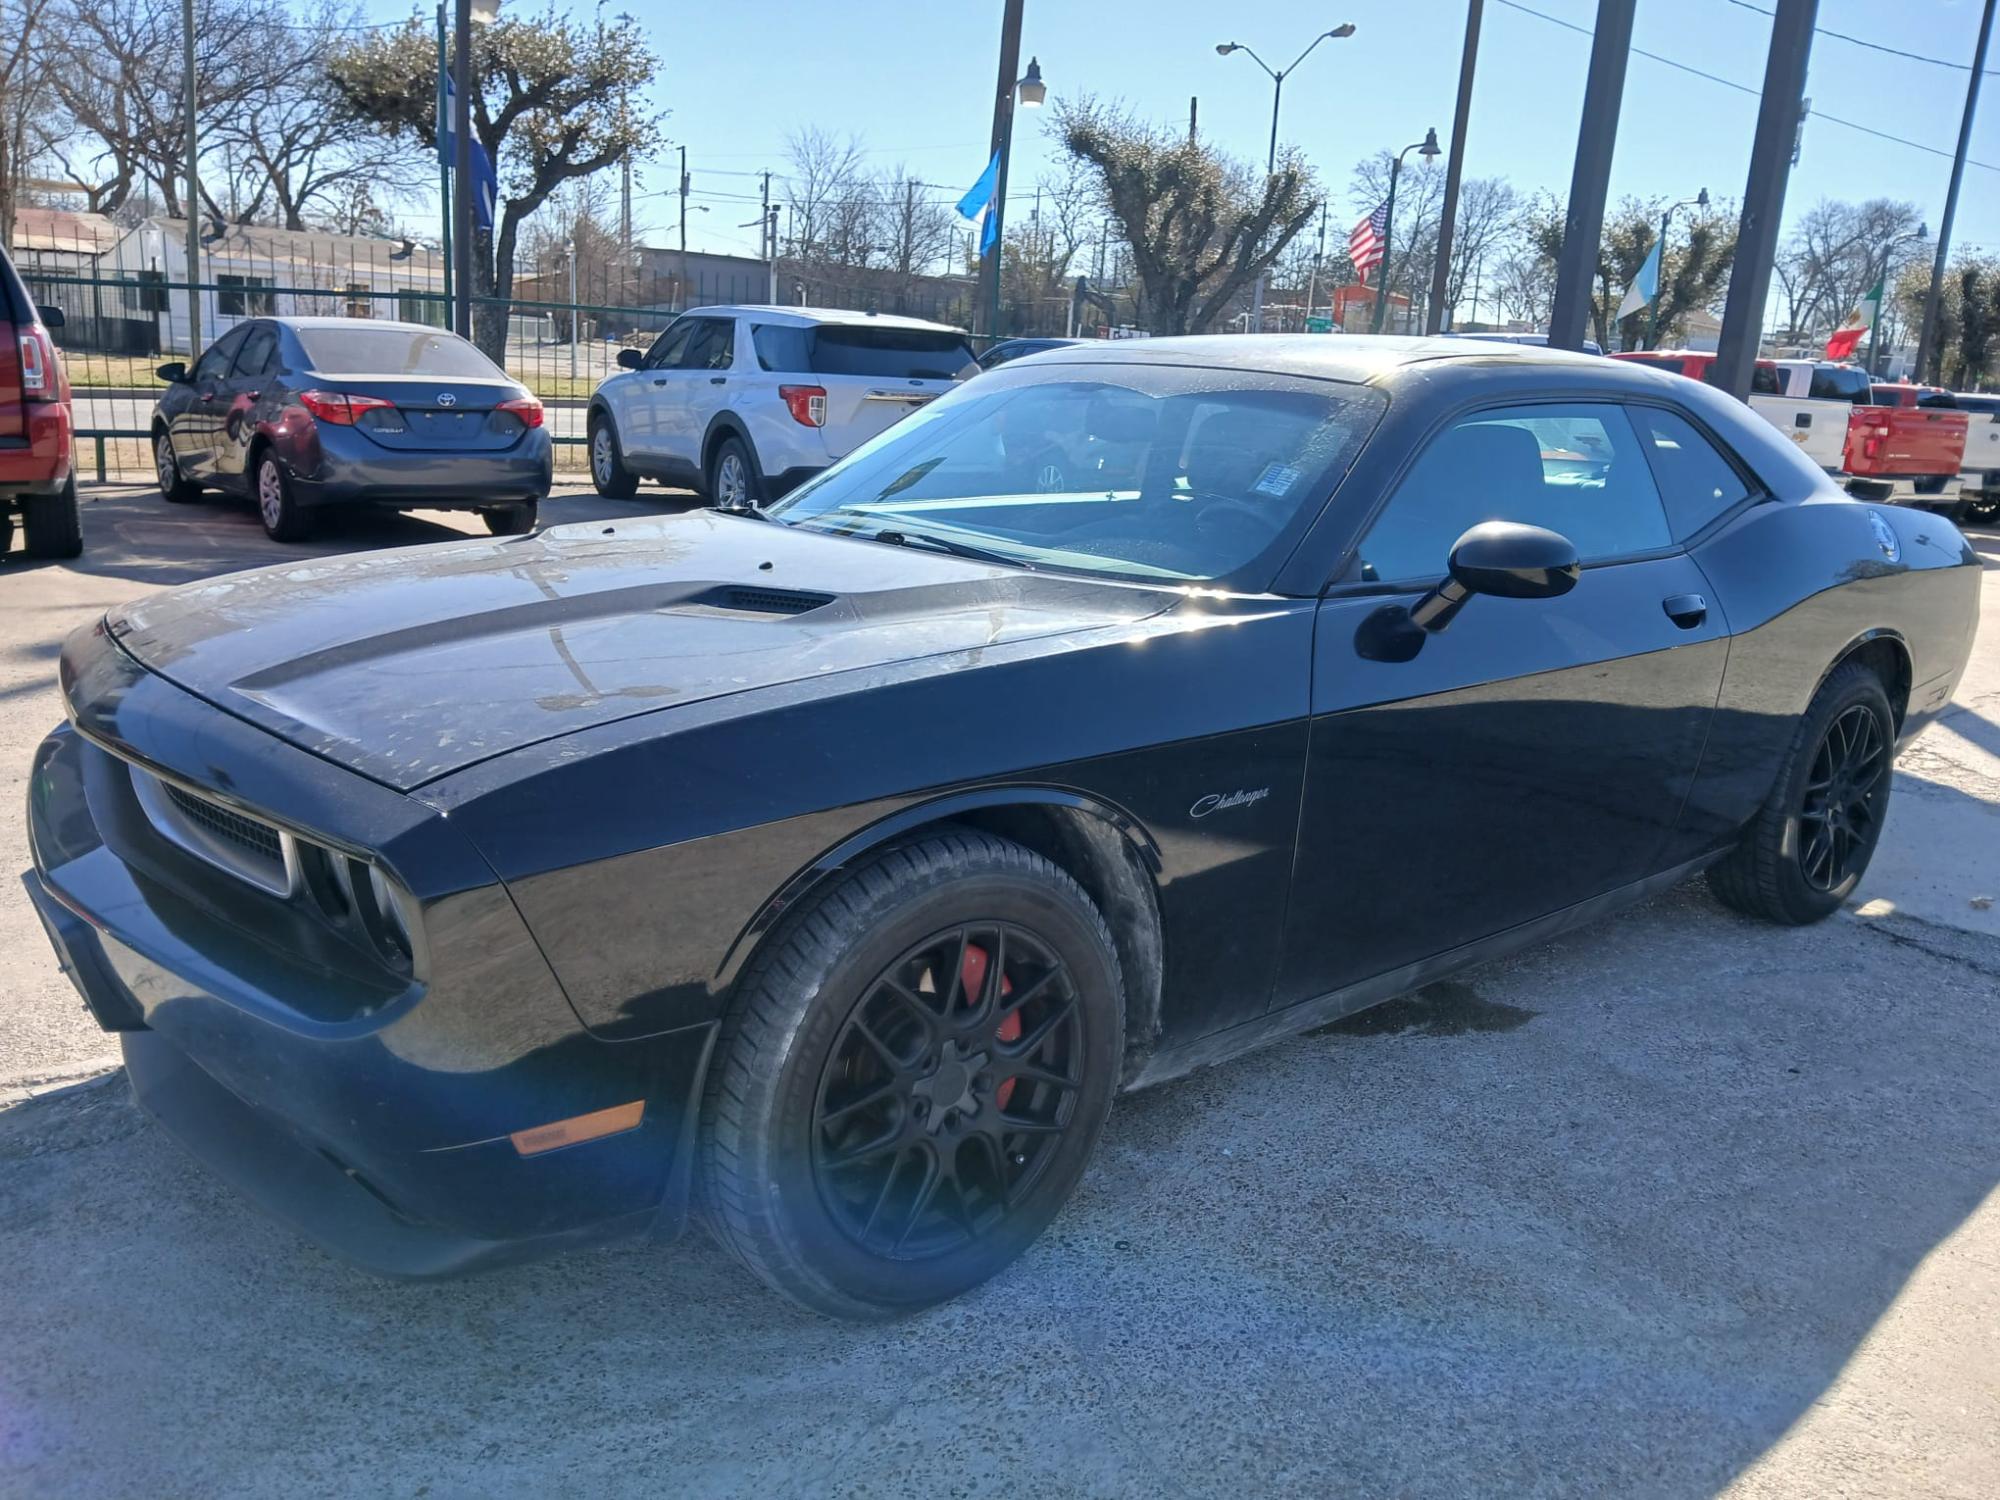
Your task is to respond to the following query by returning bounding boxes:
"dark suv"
[0,239,79,559]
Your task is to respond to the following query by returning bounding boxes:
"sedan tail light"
[18,323,57,401]
[299,390,397,425]
[780,384,827,428]
[497,395,544,427]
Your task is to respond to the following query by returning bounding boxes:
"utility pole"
[677,145,689,311]
[761,171,774,301]
[1305,198,1328,326]
[181,0,201,356]
[1188,96,1198,141]
[1711,0,1817,399]
[566,240,577,382]
[977,0,1027,339]
[1916,0,1995,386]
[619,84,633,260]
[1548,0,1635,351]
[1427,0,1482,334]
[451,0,473,338]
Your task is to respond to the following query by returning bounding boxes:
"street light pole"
[1426,0,1482,335]
[451,0,474,338]
[1868,224,1927,377]
[1216,25,1356,334]
[977,1,1040,340]
[1371,129,1440,334]
[1915,0,1995,386]
[181,0,201,356]
[435,3,453,317]
[1644,188,1707,351]
[567,240,577,381]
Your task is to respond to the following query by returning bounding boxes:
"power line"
[1493,0,1998,174]
[1718,0,2000,77]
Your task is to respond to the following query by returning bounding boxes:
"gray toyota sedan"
[151,317,551,541]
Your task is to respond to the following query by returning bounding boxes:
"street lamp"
[1217,23,1358,332]
[977,0,1049,339]
[1868,222,1928,377]
[1643,187,1708,350]
[1370,127,1441,334]
[451,0,501,338]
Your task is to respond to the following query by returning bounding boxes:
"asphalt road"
[2,490,1997,1497]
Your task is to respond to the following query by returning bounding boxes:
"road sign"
[1306,316,1333,333]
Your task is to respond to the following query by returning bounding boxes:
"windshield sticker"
[1252,463,1300,497]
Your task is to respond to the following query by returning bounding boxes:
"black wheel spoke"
[813,917,1084,1262]
[890,1149,944,1252]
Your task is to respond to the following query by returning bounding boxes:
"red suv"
[0,239,80,559]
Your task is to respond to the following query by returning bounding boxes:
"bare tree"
[875,167,957,292]
[41,0,279,217]
[1059,97,1320,335]
[783,126,871,267]
[1776,197,1923,343]
[0,0,62,244]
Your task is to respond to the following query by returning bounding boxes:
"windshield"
[295,326,504,378]
[765,363,1384,586]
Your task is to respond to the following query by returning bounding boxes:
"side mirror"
[1353,522,1580,663]
[37,304,65,330]
[157,361,188,384]
[617,348,643,370]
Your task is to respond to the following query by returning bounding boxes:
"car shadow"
[4,873,1996,1495]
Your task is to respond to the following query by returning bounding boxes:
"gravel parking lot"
[3,488,1996,1498]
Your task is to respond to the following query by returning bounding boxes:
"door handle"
[709,376,727,385]
[1662,593,1708,629]
[651,377,668,386]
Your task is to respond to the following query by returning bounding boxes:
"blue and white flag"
[1617,237,1661,321]
[956,150,1002,253]
[441,75,499,233]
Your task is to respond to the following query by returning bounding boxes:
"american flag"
[1349,203,1389,284]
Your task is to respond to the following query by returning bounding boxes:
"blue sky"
[371,0,2000,266]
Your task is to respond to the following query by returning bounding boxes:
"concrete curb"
[0,1055,125,1108]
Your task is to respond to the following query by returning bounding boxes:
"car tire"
[589,413,639,498]
[1966,494,1999,527]
[700,829,1124,1319]
[482,500,539,535]
[21,475,83,559]
[154,432,201,503]
[1708,661,1896,925]
[254,450,312,543]
[707,434,762,510]
[0,511,13,556]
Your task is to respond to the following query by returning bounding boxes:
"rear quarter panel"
[1678,495,1980,848]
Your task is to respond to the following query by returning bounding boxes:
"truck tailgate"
[1845,407,1969,478]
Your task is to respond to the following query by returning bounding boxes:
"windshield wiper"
[871,528,1023,568]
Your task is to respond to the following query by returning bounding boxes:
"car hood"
[105,511,1176,791]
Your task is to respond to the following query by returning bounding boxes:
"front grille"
[164,783,284,865]
[130,767,297,896]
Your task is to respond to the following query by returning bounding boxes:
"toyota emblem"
[437,393,458,408]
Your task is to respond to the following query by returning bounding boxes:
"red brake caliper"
[961,944,1020,1108]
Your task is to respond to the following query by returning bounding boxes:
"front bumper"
[25,656,713,1276]
[292,424,552,509]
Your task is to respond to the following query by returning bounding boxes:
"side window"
[642,320,694,370]
[190,328,246,384]
[1629,407,1755,539]
[1750,365,1781,396]
[679,317,736,371]
[231,325,277,378]
[753,323,811,372]
[1354,403,1672,584]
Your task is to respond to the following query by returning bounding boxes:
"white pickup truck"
[1951,390,2000,524]
[1613,351,1853,474]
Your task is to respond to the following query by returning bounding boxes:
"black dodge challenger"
[25,337,1980,1317]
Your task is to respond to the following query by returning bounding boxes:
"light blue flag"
[1617,237,1661,321]
[957,151,1002,252]
[442,75,500,233]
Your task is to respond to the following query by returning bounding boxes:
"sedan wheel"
[702,831,1122,1318]
[155,434,200,504]
[255,454,311,542]
[1797,704,1888,894]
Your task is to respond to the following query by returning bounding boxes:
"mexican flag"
[1825,276,1883,361]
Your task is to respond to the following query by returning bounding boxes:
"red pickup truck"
[1844,382,1968,493]
[0,239,80,560]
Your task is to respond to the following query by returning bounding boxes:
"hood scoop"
[672,584,837,618]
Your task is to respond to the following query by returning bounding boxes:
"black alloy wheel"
[1797,703,1888,893]
[811,923,1083,1259]
[700,830,1123,1318]
[1709,660,1896,925]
